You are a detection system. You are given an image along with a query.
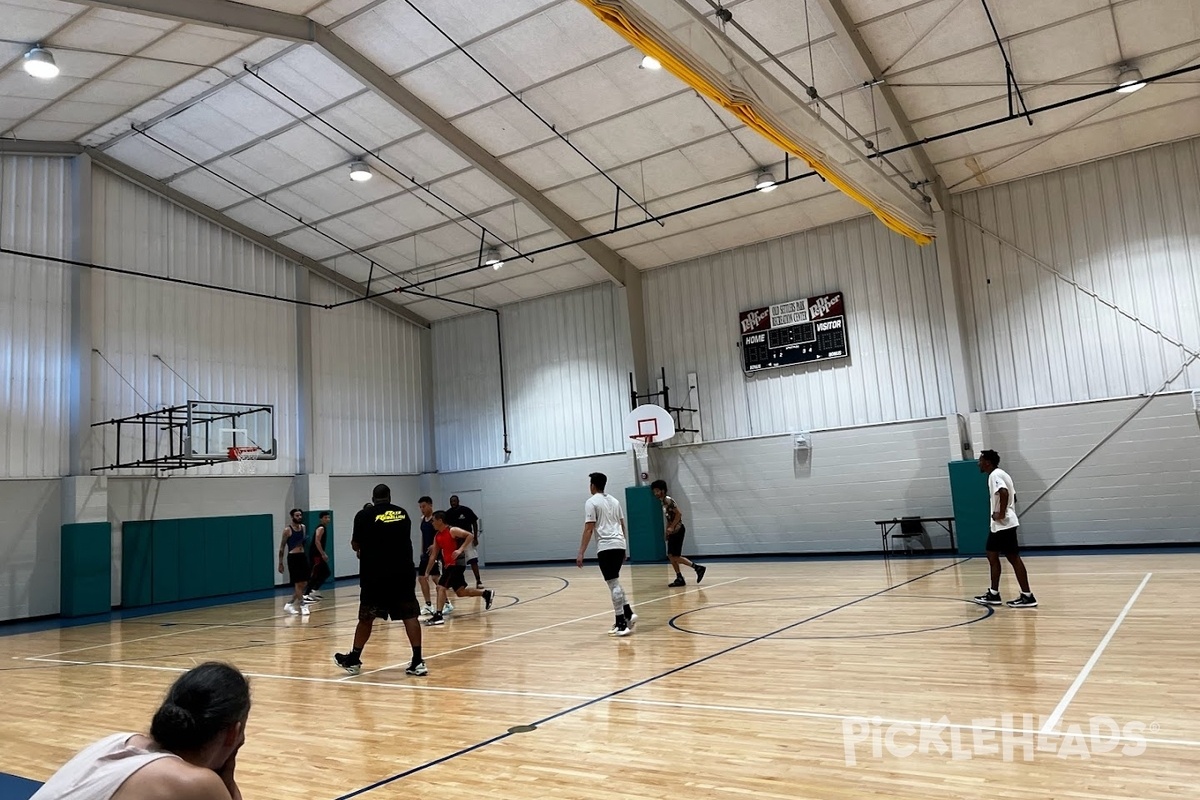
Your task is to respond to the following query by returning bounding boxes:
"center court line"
[347,576,751,680]
[333,559,970,799]
[23,599,358,661]
[1040,572,1152,734]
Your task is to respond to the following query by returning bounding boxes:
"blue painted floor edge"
[0,771,41,800]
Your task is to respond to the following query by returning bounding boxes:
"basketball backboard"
[186,402,276,460]
[623,404,676,445]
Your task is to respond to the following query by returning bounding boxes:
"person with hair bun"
[32,662,251,800]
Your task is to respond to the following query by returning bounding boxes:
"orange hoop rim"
[228,445,263,460]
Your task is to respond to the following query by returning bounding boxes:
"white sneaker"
[300,603,311,616]
[442,602,454,615]
[607,624,632,637]
[284,603,299,615]
[420,604,435,617]
[625,613,638,632]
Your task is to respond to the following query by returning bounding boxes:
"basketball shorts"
[418,550,441,577]
[986,526,1020,554]
[666,525,687,558]
[286,552,310,584]
[464,543,479,564]
[358,583,420,622]
[597,548,625,581]
[439,565,468,592]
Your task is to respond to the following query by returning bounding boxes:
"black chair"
[889,517,926,555]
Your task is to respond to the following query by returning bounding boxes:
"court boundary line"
[332,559,971,799]
[1041,572,1152,734]
[349,576,750,679]
[22,655,1200,751]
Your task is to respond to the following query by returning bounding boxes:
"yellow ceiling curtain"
[576,0,934,246]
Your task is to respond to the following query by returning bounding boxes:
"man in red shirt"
[423,512,495,626]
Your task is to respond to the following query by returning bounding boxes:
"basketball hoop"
[630,434,654,478]
[228,445,262,475]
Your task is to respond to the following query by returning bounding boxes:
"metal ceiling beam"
[0,139,84,155]
[87,149,431,328]
[812,0,947,208]
[73,0,631,286]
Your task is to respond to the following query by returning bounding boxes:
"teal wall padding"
[60,522,112,618]
[625,486,666,563]
[121,514,274,608]
[949,460,990,555]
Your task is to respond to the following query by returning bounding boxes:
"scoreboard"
[739,291,849,373]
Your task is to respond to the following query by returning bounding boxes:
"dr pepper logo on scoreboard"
[739,292,844,334]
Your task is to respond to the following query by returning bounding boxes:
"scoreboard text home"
[739,292,850,373]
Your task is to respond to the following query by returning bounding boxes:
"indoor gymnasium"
[2,0,1199,798]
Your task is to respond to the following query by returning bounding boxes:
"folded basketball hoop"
[228,445,262,474]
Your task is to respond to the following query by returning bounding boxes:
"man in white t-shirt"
[577,471,638,636]
[973,449,1038,608]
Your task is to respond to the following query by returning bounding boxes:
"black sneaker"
[334,652,362,675]
[405,661,428,676]
[669,575,686,588]
[973,589,1002,606]
[484,589,495,610]
[694,564,707,584]
[424,613,445,626]
[1007,593,1038,609]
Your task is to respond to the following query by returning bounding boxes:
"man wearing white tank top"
[32,662,249,800]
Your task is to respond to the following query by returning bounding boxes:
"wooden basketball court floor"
[2,553,1197,799]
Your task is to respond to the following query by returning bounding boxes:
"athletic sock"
[623,604,633,618]
[411,647,422,665]
[350,647,363,659]
[614,614,625,628]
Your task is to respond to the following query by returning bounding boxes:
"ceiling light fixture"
[484,247,504,270]
[23,46,59,79]
[755,170,777,192]
[640,55,662,71]
[348,159,372,182]
[1115,64,1145,93]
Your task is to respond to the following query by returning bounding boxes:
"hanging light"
[755,170,777,192]
[484,247,504,270]
[23,46,60,79]
[640,55,662,71]
[1115,64,1145,94]
[348,159,372,182]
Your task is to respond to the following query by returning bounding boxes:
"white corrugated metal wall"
[432,283,632,471]
[644,215,953,440]
[0,156,72,478]
[90,168,300,474]
[310,278,429,474]
[955,138,1200,410]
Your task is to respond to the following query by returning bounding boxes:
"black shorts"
[358,584,420,622]
[986,526,1020,554]
[597,548,625,581]
[418,551,441,577]
[286,552,309,585]
[666,525,687,558]
[438,565,468,592]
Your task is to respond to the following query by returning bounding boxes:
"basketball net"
[228,446,262,475]
[630,434,652,479]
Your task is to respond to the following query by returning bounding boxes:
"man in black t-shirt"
[444,495,484,589]
[334,484,426,677]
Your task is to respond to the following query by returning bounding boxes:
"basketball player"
[335,484,426,676]
[416,496,439,616]
[650,480,707,587]
[422,512,495,626]
[31,661,249,800]
[577,472,637,636]
[973,450,1038,608]
[304,512,331,602]
[278,509,309,616]
[445,495,484,588]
